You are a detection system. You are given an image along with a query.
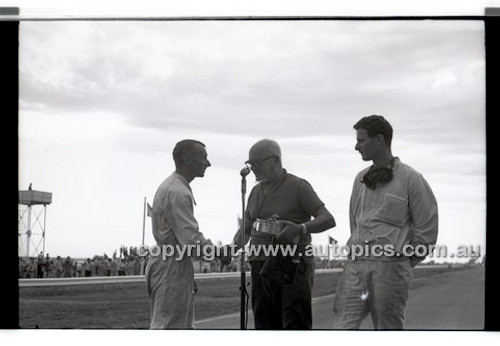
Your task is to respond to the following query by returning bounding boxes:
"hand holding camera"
[276,220,303,245]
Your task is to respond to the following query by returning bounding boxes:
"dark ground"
[19,265,471,329]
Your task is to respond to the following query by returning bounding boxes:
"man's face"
[247,150,278,183]
[355,129,379,162]
[189,144,211,178]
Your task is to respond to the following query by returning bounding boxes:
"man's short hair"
[354,115,393,147]
[173,139,205,167]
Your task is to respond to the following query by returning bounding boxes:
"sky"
[18,19,486,262]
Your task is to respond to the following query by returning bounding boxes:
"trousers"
[145,255,195,329]
[250,259,313,329]
[333,259,413,330]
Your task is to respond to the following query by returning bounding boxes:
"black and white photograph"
[7,0,498,343]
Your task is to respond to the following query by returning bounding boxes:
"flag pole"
[141,197,147,276]
[142,197,146,246]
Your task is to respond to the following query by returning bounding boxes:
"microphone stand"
[240,169,248,330]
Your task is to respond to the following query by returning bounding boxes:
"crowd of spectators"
[19,246,376,279]
[18,246,146,279]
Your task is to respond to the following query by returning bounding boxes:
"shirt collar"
[359,157,401,183]
[260,169,287,188]
[172,172,197,205]
[172,172,190,188]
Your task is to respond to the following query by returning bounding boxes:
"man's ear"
[376,134,385,146]
[183,155,192,165]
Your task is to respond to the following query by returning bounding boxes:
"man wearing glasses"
[232,138,336,329]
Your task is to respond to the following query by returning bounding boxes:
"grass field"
[18,266,469,329]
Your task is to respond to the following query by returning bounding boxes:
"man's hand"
[276,220,302,244]
[409,254,426,268]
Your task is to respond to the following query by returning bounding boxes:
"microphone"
[240,167,251,177]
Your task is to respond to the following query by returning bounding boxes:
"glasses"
[245,155,276,169]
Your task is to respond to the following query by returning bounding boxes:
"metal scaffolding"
[18,186,52,258]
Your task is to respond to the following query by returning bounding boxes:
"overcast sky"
[18,20,485,262]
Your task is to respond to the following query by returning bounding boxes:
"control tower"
[18,185,52,258]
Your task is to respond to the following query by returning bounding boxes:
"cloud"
[20,21,484,142]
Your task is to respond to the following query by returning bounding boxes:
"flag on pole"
[147,203,153,217]
[328,236,337,245]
